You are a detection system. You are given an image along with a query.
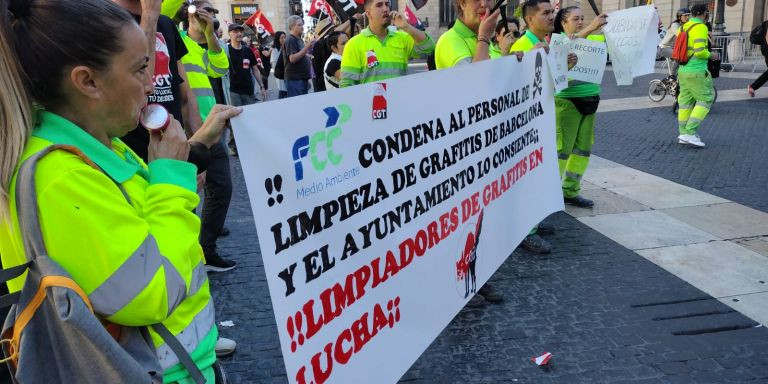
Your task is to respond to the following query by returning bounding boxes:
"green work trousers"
[677,71,714,135]
[555,97,596,199]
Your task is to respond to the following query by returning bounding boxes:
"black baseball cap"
[228,24,245,32]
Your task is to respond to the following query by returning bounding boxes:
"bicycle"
[648,58,717,113]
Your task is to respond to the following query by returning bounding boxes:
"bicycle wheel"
[648,80,667,102]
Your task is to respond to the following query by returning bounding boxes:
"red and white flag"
[404,5,423,29]
[309,0,337,19]
[244,10,275,39]
[532,352,553,366]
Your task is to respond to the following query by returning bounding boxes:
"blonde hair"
[0,23,32,221]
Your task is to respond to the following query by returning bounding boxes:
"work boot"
[537,222,556,235]
[478,284,503,303]
[521,234,552,254]
[564,195,594,208]
[215,337,237,357]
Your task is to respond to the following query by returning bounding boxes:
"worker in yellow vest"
[340,0,435,87]
[676,4,718,148]
[434,0,520,69]
[0,0,241,382]
[552,6,607,208]
[162,1,238,276]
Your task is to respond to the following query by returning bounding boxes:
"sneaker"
[678,134,705,148]
[537,222,556,235]
[478,284,503,303]
[205,251,237,273]
[564,195,594,208]
[748,85,755,98]
[521,234,552,254]
[215,337,237,358]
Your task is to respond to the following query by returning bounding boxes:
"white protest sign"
[551,34,608,85]
[232,51,563,384]
[546,38,570,93]
[603,5,660,85]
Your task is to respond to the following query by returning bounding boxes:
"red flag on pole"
[404,5,423,29]
[245,10,275,39]
[411,0,429,10]
[309,0,337,19]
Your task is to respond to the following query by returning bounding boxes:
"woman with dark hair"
[0,0,240,382]
[323,31,349,89]
[658,7,690,75]
[271,31,288,98]
[551,6,606,209]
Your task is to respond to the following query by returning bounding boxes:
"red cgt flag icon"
[244,10,274,39]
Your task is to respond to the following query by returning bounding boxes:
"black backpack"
[274,49,285,80]
[749,21,767,45]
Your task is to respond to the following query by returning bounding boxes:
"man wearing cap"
[340,0,435,87]
[226,23,266,105]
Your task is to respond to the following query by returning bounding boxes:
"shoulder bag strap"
[152,323,206,384]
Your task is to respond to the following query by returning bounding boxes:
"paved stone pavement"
[212,154,768,383]
[594,97,768,213]
[210,70,768,383]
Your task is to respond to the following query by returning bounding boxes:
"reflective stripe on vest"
[156,299,215,369]
[88,235,207,318]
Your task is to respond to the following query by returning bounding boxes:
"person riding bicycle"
[659,7,690,77]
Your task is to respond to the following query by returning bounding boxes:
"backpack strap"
[11,145,206,382]
[683,22,704,36]
[152,323,206,384]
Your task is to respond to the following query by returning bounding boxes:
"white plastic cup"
[141,104,170,133]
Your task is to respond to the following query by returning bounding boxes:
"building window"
[440,0,456,27]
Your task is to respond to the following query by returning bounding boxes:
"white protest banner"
[551,34,608,84]
[546,38,570,93]
[232,50,563,384]
[603,5,660,85]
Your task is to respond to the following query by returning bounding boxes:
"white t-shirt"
[324,53,342,90]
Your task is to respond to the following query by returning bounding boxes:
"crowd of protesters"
[0,0,725,382]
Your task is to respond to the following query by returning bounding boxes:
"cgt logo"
[292,104,352,181]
